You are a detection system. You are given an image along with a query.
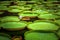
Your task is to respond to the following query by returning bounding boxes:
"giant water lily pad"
[24,5,32,8]
[17,1,26,5]
[0,33,11,40]
[1,22,27,29]
[55,19,60,26]
[27,22,59,31]
[8,5,23,13]
[47,0,57,1]
[38,14,59,19]
[34,20,53,23]
[20,13,38,17]
[19,11,38,17]
[56,12,60,16]
[0,12,4,14]
[9,6,20,9]
[1,16,20,22]
[8,9,22,13]
[0,1,11,5]
[25,31,58,40]
[10,5,30,11]
[33,10,49,14]
[0,6,8,10]
[57,30,60,37]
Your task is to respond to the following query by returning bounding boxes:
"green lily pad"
[1,22,27,29]
[0,6,8,10]
[33,10,48,14]
[0,17,1,21]
[34,20,54,23]
[56,12,60,15]
[38,14,59,19]
[19,11,38,17]
[27,22,59,31]
[47,0,57,1]
[8,9,22,13]
[20,13,38,17]
[1,16,20,22]
[8,5,23,13]
[0,12,4,14]
[9,6,20,9]
[32,5,46,11]
[24,5,32,8]
[31,0,40,1]
[57,30,60,37]
[0,33,11,40]
[25,31,58,40]
[27,22,32,25]
[0,1,11,5]
[17,1,26,5]
[55,19,60,26]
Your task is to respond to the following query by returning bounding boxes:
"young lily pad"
[27,22,59,31]
[25,31,58,40]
